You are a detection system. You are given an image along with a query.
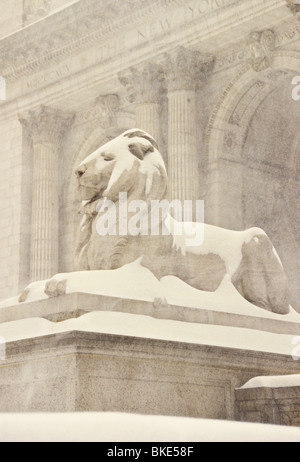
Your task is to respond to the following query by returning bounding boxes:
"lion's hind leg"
[232,233,290,314]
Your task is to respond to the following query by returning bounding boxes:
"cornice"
[214,18,300,73]
[0,0,181,81]
[0,0,294,126]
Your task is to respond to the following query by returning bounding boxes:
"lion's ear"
[128,142,154,160]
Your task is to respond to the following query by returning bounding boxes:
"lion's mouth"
[79,184,107,202]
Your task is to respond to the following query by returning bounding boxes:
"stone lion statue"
[68,128,288,314]
[20,128,290,314]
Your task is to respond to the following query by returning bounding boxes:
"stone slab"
[0,329,300,415]
[1,292,300,336]
[235,386,300,427]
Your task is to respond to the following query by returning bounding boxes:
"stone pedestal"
[0,294,300,419]
[0,328,299,416]
[236,385,300,427]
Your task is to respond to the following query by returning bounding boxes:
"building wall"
[0,0,23,39]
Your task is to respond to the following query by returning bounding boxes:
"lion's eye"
[102,154,115,162]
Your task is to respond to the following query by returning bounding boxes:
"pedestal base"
[1,292,300,423]
[0,327,299,419]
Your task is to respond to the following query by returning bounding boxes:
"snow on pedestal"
[239,374,300,390]
[0,261,299,420]
[0,412,300,442]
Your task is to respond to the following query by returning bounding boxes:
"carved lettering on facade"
[97,39,124,63]
[184,0,239,22]
[26,64,71,90]
[216,49,249,71]
[137,16,172,41]
[276,23,300,46]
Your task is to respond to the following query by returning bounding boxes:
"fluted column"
[119,62,165,146]
[164,48,214,204]
[19,106,74,281]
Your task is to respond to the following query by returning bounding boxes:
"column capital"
[248,29,275,72]
[163,47,215,92]
[19,105,75,144]
[119,61,166,104]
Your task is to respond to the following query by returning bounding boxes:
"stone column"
[164,47,214,204]
[119,62,165,147]
[19,106,74,281]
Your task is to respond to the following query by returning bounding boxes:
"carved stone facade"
[236,384,300,427]
[23,0,52,25]
[248,30,276,72]
[286,0,300,16]
[0,0,300,314]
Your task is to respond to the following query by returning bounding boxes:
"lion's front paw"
[44,278,67,298]
[18,288,30,303]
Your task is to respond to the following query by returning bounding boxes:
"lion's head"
[74,129,168,271]
[75,129,167,205]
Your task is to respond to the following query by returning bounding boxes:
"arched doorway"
[205,50,300,310]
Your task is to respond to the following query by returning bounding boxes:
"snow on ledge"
[1,260,299,323]
[0,412,299,442]
[0,311,299,356]
[239,374,300,390]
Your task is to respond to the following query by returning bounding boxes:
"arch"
[204,49,300,311]
[205,50,300,164]
[204,50,300,226]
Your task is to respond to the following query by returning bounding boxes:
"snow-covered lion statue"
[19,128,290,314]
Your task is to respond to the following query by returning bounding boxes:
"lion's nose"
[75,165,86,178]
